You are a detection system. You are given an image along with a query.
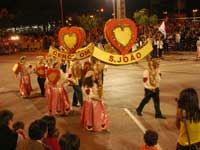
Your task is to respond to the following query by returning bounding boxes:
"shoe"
[136,109,142,116]
[155,115,166,119]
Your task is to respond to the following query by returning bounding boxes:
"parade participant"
[57,63,71,115]
[80,71,109,132]
[157,37,164,58]
[36,56,46,96]
[93,60,107,97]
[82,61,92,80]
[46,55,54,68]
[136,58,166,119]
[60,59,67,73]
[46,61,61,115]
[176,88,200,150]
[17,56,32,98]
[68,57,83,107]
[46,61,70,116]
[196,37,200,60]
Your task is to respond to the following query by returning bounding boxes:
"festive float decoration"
[49,18,153,65]
[48,43,94,61]
[93,39,152,65]
[47,69,61,85]
[104,18,137,55]
[58,27,86,54]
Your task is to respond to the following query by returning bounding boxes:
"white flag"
[159,21,166,38]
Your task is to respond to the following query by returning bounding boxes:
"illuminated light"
[100,8,104,12]
[68,17,72,21]
[90,15,94,18]
[10,35,20,41]
[193,9,198,13]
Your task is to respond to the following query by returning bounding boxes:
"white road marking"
[123,108,162,150]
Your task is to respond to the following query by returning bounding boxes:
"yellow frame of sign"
[48,43,94,61]
[92,39,153,65]
[49,39,153,65]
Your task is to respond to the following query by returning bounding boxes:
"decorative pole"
[60,0,64,26]
[116,0,126,19]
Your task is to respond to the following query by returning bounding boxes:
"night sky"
[0,0,200,25]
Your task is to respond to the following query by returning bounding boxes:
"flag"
[158,21,166,38]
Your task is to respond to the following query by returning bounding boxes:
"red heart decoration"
[47,69,61,85]
[58,27,86,54]
[104,18,137,55]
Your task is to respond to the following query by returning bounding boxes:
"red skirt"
[80,100,109,131]
[19,74,32,97]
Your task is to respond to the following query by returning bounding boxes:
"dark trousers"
[37,76,46,96]
[152,46,158,58]
[136,88,162,116]
[72,85,83,106]
[158,48,163,57]
[177,142,200,150]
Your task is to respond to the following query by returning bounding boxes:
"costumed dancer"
[93,60,107,98]
[46,61,61,115]
[57,63,71,116]
[35,56,46,96]
[82,61,92,78]
[46,61,70,116]
[80,71,109,131]
[136,58,166,119]
[68,57,83,107]
[13,56,32,98]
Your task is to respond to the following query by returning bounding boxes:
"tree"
[133,9,149,27]
[77,14,104,42]
[149,15,158,25]
[133,9,158,36]
[77,15,98,32]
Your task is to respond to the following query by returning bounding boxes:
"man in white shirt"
[136,59,166,119]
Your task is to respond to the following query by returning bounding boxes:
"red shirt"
[44,137,60,150]
[140,145,157,150]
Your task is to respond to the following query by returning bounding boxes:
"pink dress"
[80,85,109,131]
[18,66,32,97]
[46,83,59,115]
[197,47,200,58]
[46,69,70,115]
[56,86,70,114]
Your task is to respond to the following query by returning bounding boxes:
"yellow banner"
[48,43,94,61]
[49,40,153,65]
[92,39,153,65]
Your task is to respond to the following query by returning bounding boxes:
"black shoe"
[136,109,142,116]
[155,115,166,119]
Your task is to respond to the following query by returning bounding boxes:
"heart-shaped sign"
[104,18,137,55]
[58,27,86,54]
[47,69,61,85]
[63,33,77,49]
